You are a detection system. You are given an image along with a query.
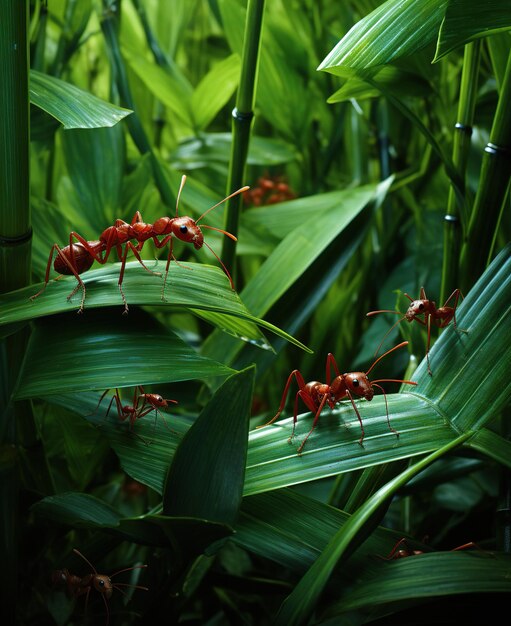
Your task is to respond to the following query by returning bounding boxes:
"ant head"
[149,394,167,407]
[93,574,113,598]
[344,373,374,400]
[405,300,426,320]
[171,217,203,249]
[51,569,67,587]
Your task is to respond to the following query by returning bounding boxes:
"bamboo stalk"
[440,41,481,303]
[0,2,30,620]
[459,49,511,291]
[221,0,266,283]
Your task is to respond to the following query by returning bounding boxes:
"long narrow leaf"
[318,0,448,73]
[13,313,234,398]
[0,262,309,351]
[434,1,511,61]
[30,70,132,128]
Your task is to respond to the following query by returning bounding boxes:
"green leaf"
[435,1,511,61]
[0,262,309,352]
[191,54,241,130]
[327,66,431,103]
[203,183,382,364]
[274,433,471,626]
[59,126,125,226]
[13,313,234,398]
[32,492,231,551]
[122,47,194,127]
[467,428,511,470]
[163,367,254,525]
[31,492,121,527]
[411,244,511,432]
[326,552,511,616]
[245,394,450,496]
[235,489,407,575]
[318,0,448,73]
[30,70,132,129]
[171,133,298,168]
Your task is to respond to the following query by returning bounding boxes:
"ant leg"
[258,370,308,428]
[345,390,365,446]
[296,393,328,454]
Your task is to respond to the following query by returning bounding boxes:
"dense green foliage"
[1,1,511,624]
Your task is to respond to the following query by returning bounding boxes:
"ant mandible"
[258,341,416,454]
[52,548,148,625]
[366,287,464,375]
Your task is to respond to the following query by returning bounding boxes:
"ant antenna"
[366,341,409,377]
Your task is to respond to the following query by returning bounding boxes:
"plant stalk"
[459,48,511,292]
[221,0,266,283]
[0,2,30,622]
[440,40,481,303]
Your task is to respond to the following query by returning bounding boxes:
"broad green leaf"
[411,244,511,432]
[0,262,309,351]
[245,394,449,496]
[234,183,383,315]
[318,0,448,73]
[435,1,511,61]
[30,70,132,129]
[44,391,191,494]
[13,313,234,398]
[191,54,240,130]
[326,552,511,617]
[163,367,254,525]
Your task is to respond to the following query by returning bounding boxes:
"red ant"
[381,537,479,560]
[30,176,248,312]
[150,175,249,294]
[366,287,464,375]
[258,342,416,454]
[95,386,177,440]
[52,548,148,625]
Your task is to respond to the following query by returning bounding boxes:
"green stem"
[459,49,511,292]
[0,2,30,621]
[221,0,266,282]
[100,2,175,208]
[440,40,481,303]
[274,431,473,626]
